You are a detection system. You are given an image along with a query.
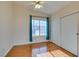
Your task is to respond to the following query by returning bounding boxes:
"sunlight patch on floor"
[37,50,70,57]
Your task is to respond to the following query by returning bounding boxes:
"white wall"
[13,5,49,45]
[50,16,61,46]
[0,2,13,56]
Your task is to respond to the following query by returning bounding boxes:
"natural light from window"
[32,19,47,37]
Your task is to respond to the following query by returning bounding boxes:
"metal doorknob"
[76,33,79,35]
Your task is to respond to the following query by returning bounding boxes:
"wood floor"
[6,41,76,57]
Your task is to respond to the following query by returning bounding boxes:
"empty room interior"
[1,1,79,57]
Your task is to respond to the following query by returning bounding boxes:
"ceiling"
[15,1,71,15]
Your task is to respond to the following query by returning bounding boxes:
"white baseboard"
[29,40,49,44]
[48,40,52,42]
[49,40,61,47]
[13,40,49,46]
[4,45,13,57]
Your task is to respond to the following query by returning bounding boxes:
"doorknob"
[76,33,79,35]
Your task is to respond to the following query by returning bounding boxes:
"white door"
[61,13,78,55]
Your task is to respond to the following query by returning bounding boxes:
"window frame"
[32,19,47,37]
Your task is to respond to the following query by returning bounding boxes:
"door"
[61,13,78,55]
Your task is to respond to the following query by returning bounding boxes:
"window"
[32,20,40,36]
[40,20,47,36]
[32,19,47,37]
